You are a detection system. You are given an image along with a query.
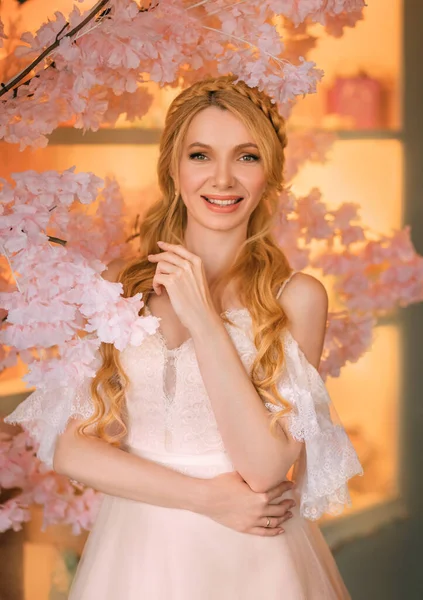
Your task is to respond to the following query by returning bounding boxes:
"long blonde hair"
[80,75,294,445]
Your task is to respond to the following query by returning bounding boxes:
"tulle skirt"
[68,449,351,600]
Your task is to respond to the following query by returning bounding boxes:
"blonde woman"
[6,75,363,598]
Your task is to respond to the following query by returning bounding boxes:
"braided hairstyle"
[166,75,287,151]
[81,76,293,447]
[161,75,288,202]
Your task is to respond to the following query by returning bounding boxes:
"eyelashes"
[188,152,260,162]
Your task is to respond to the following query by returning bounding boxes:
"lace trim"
[265,330,364,520]
[4,381,95,469]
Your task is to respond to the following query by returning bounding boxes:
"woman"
[5,75,363,598]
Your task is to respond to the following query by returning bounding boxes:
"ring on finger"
[265,517,271,528]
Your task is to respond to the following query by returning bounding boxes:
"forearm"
[53,422,210,513]
[191,317,299,491]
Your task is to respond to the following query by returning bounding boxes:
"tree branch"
[0,0,111,99]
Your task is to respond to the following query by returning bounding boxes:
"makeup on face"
[178,107,267,222]
[200,193,245,213]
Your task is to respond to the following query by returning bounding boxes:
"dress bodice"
[119,307,281,457]
[5,271,364,520]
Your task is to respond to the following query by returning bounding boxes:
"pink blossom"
[0,430,102,535]
[320,311,374,378]
[296,188,333,242]
[325,9,365,37]
[0,499,31,533]
[1,169,160,390]
[0,0,364,149]
[267,0,366,27]
[284,132,337,182]
[331,204,366,245]
[14,11,69,59]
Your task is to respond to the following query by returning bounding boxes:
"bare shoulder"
[101,257,134,283]
[279,272,328,320]
[277,272,328,369]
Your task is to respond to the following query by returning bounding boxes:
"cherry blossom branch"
[202,24,290,65]
[47,236,67,246]
[0,0,217,100]
[0,0,111,98]
[206,0,249,17]
[0,244,21,294]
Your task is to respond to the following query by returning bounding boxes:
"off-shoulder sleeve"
[264,329,364,521]
[4,372,96,471]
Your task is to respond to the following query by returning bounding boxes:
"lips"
[201,195,244,204]
[202,195,244,201]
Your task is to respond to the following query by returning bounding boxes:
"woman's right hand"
[203,471,296,536]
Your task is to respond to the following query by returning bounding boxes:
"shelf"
[46,127,163,146]
[288,129,404,141]
[27,127,404,146]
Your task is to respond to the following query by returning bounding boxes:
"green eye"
[241,154,260,162]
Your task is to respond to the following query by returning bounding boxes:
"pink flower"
[0,500,31,533]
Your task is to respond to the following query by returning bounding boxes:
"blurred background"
[0,0,422,598]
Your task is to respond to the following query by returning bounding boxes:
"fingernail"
[157,241,165,246]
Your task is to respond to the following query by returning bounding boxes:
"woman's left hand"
[147,241,218,331]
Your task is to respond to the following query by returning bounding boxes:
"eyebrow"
[187,142,259,150]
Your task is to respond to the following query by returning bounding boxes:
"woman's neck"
[183,225,247,284]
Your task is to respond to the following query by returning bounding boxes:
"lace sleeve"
[264,330,364,521]
[4,370,97,471]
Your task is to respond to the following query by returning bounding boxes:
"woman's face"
[177,106,267,231]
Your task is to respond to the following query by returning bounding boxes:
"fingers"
[242,500,296,538]
[148,250,193,297]
[266,480,295,502]
[248,526,285,537]
[153,271,172,296]
[264,499,296,518]
[156,241,201,268]
[149,252,185,296]
[148,251,187,269]
[264,512,293,528]
[247,510,294,537]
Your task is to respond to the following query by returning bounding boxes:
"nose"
[211,158,235,190]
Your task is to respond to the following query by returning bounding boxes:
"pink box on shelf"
[326,72,384,129]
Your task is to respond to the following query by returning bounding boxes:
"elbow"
[52,417,88,475]
[241,465,290,493]
[52,444,69,476]
[246,474,289,494]
[246,479,272,494]
[244,446,303,493]
[52,427,76,476]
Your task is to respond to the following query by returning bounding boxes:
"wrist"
[189,311,224,341]
[185,477,212,515]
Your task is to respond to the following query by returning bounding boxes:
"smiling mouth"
[201,196,244,206]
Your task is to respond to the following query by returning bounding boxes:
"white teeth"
[204,197,242,206]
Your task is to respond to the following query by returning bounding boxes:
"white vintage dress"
[5,272,363,599]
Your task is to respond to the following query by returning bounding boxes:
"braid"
[165,75,287,150]
[219,76,287,150]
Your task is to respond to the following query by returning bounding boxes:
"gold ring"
[266,517,271,528]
